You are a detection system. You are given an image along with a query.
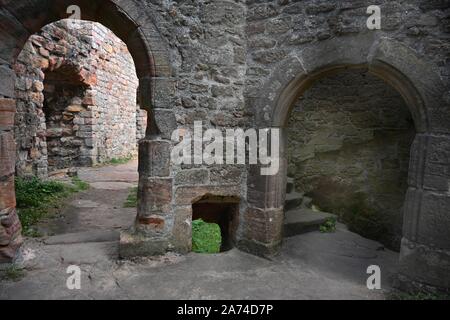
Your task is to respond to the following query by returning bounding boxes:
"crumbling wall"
[14,20,140,177]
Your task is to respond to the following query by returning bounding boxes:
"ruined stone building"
[14,20,145,177]
[0,0,449,294]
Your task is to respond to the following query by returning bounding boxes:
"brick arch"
[0,0,173,262]
[244,36,450,291]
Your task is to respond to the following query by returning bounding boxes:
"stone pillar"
[0,96,22,263]
[397,134,450,293]
[119,138,173,258]
[237,127,287,257]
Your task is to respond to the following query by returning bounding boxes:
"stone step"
[302,196,313,208]
[283,208,337,237]
[43,229,120,245]
[284,192,304,211]
[286,177,295,194]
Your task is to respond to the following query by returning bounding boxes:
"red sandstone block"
[138,216,165,230]
[0,132,15,178]
[0,98,15,130]
[0,236,22,263]
[0,208,21,246]
[0,176,16,210]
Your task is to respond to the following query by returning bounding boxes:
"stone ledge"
[119,230,169,259]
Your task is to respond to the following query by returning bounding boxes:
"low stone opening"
[192,196,240,252]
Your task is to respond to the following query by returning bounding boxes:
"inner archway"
[286,68,416,250]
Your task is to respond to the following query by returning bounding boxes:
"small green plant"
[192,219,222,254]
[71,176,90,191]
[106,155,133,165]
[320,217,337,233]
[0,265,26,282]
[124,187,138,208]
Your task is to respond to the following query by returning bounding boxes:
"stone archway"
[244,36,450,291]
[0,0,174,263]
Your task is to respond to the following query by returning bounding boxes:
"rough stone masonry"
[14,19,145,177]
[0,0,449,294]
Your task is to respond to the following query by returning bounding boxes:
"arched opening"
[285,68,416,250]
[14,20,141,177]
[0,0,173,264]
[12,19,143,237]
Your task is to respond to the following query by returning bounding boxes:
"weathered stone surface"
[138,177,173,216]
[423,135,450,192]
[417,191,450,249]
[241,207,284,245]
[287,69,415,250]
[170,206,192,253]
[0,208,22,262]
[0,65,15,98]
[0,131,15,178]
[0,98,15,130]
[138,139,171,177]
[0,176,15,210]
[247,163,287,210]
[119,230,169,258]
[14,20,141,177]
[0,0,449,292]
[398,238,450,292]
[153,109,177,140]
[174,169,209,185]
[175,185,241,206]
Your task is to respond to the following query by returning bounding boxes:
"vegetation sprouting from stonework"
[319,217,337,233]
[192,219,222,254]
[15,176,89,237]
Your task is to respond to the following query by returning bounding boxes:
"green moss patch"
[192,219,222,254]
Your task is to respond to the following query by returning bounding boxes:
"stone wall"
[0,0,449,292]
[287,69,416,250]
[14,20,141,177]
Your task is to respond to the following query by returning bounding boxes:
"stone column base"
[119,230,170,259]
[0,208,23,264]
[395,238,450,294]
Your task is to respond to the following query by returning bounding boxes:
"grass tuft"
[104,155,133,166]
[0,265,26,282]
[124,187,138,208]
[15,176,89,237]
